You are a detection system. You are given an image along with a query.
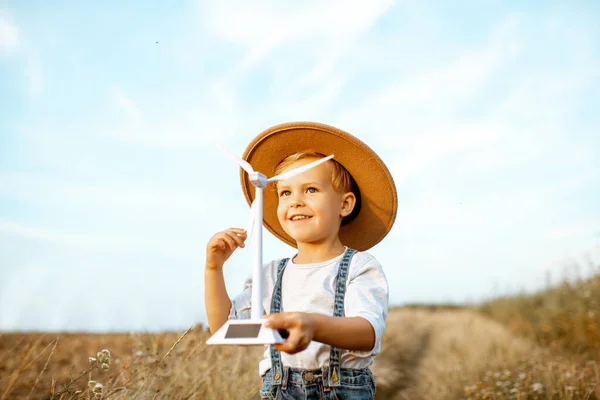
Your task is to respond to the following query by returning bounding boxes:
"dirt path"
[372,308,540,399]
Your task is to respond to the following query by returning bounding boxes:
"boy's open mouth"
[290,215,312,221]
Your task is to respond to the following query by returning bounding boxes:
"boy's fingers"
[265,314,292,329]
[227,228,247,236]
[274,342,290,352]
[274,336,293,352]
[222,234,237,250]
[227,234,244,247]
[225,232,246,248]
[275,336,302,354]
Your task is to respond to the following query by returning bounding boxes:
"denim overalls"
[259,248,376,400]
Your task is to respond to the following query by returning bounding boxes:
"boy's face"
[275,158,355,246]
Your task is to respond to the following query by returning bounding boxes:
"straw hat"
[240,121,397,251]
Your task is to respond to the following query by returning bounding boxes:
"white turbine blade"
[215,142,255,174]
[266,155,334,182]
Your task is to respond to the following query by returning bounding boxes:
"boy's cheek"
[276,205,287,222]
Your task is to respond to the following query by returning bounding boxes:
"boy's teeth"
[291,216,310,220]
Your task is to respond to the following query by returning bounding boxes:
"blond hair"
[273,152,361,225]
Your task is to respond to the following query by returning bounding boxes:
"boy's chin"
[281,226,335,246]
[284,232,313,244]
[288,233,332,246]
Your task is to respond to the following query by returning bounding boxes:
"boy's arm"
[265,313,374,354]
[204,228,247,333]
[204,268,232,333]
[313,314,375,351]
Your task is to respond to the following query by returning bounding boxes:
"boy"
[205,122,397,399]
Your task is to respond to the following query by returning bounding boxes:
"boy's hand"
[205,228,247,270]
[265,312,315,354]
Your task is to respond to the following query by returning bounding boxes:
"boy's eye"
[306,187,317,193]
[279,190,291,197]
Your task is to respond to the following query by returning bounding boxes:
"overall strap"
[326,247,358,388]
[268,257,289,386]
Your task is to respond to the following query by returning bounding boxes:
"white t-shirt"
[228,249,389,377]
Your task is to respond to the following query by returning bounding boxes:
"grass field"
[1,271,598,399]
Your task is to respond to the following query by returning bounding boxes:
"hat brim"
[240,121,397,251]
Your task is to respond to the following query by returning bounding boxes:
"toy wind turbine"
[206,145,333,345]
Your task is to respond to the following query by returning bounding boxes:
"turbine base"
[206,319,286,345]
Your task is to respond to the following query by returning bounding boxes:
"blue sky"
[1,0,599,332]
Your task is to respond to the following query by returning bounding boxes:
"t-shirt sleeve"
[228,275,253,320]
[344,255,389,357]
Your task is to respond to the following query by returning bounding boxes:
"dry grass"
[0,326,263,399]
[479,273,600,357]
[469,270,600,399]
[1,271,598,399]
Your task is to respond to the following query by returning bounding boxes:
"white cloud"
[0,11,44,96]
[100,85,245,148]
[0,219,200,258]
[0,172,220,217]
[0,11,19,52]
[389,121,507,184]
[201,0,396,90]
[0,170,236,261]
[337,15,523,131]
[203,0,395,50]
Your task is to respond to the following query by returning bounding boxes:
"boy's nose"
[289,193,305,207]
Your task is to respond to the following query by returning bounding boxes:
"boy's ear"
[340,192,356,217]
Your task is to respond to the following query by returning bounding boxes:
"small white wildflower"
[532,382,544,393]
[510,388,519,394]
[97,349,111,365]
[93,382,103,395]
[100,362,109,371]
[89,357,97,365]
[564,371,572,378]
[88,380,97,389]
[135,350,144,357]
